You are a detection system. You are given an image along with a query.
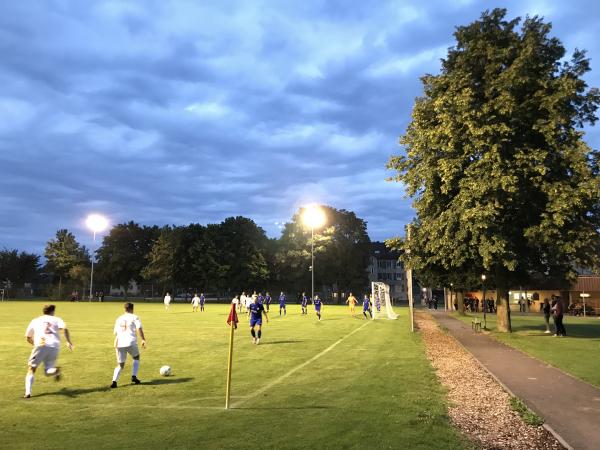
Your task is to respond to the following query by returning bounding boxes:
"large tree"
[0,249,41,287]
[44,229,90,298]
[388,9,600,331]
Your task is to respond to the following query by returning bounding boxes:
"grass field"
[0,301,467,449]
[454,311,600,387]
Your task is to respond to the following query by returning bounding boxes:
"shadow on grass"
[235,405,331,410]
[259,340,303,345]
[143,377,194,386]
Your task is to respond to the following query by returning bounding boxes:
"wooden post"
[225,320,235,409]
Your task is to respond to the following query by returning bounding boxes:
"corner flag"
[227,303,238,329]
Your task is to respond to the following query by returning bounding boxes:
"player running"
[278,292,286,316]
[199,293,206,312]
[249,295,269,344]
[111,302,146,388]
[301,292,308,315]
[191,293,200,312]
[265,292,272,311]
[346,292,358,316]
[163,292,172,311]
[239,292,247,313]
[24,304,74,398]
[314,295,323,321]
[257,292,264,305]
[362,294,373,319]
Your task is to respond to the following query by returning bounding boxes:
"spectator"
[542,298,551,334]
[551,296,567,336]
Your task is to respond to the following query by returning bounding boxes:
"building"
[367,242,409,302]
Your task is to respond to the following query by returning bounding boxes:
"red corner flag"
[227,303,238,329]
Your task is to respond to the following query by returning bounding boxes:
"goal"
[371,282,399,320]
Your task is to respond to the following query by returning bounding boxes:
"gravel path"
[416,311,563,450]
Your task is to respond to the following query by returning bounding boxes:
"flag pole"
[225,304,236,409]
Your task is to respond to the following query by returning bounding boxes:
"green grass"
[0,302,467,449]
[509,397,544,426]
[453,312,600,387]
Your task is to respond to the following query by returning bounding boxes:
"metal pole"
[225,318,235,409]
[89,231,96,302]
[483,281,487,329]
[311,226,314,302]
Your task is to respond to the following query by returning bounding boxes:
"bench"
[472,318,482,332]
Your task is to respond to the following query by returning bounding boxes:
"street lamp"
[580,292,590,318]
[302,205,326,303]
[481,274,487,329]
[86,214,108,302]
[450,282,454,311]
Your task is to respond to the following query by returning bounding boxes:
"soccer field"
[0,302,465,449]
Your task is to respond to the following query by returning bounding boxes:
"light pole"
[422,287,427,308]
[481,274,487,329]
[86,214,108,302]
[450,282,454,311]
[580,292,590,317]
[302,205,326,303]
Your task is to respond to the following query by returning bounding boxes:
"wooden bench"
[472,318,482,332]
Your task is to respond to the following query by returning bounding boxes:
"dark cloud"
[0,0,598,254]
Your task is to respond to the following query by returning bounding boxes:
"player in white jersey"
[239,292,247,313]
[111,302,146,388]
[191,293,200,312]
[24,304,74,398]
[164,292,172,310]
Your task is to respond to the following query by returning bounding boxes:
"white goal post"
[371,282,399,320]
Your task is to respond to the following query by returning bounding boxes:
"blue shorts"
[279,303,286,308]
[315,305,321,311]
[250,318,262,327]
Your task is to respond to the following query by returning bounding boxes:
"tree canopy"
[388,9,600,330]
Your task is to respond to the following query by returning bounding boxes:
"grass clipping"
[416,311,561,450]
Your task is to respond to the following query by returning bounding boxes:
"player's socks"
[132,360,140,377]
[113,366,122,382]
[257,330,262,339]
[251,329,256,337]
[25,374,34,396]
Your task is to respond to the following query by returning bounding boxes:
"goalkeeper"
[345,293,358,316]
[362,294,372,319]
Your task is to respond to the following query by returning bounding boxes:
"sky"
[1,0,599,254]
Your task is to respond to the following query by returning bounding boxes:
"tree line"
[1,205,371,300]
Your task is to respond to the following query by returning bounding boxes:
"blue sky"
[1,0,599,254]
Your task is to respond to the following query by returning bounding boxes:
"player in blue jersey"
[362,294,372,319]
[249,295,269,344]
[265,292,272,312]
[200,293,206,312]
[301,292,308,315]
[278,292,286,316]
[313,295,323,320]
[257,292,264,305]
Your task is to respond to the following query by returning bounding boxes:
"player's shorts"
[250,318,262,327]
[279,304,286,308]
[28,346,59,369]
[192,300,199,306]
[315,305,321,311]
[116,344,140,363]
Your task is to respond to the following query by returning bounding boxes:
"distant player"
[249,295,269,344]
[245,293,253,314]
[239,292,247,313]
[24,304,74,398]
[279,292,286,316]
[362,294,373,319]
[191,293,200,312]
[301,292,308,315]
[111,302,146,388]
[314,295,323,320]
[257,292,264,305]
[163,292,172,311]
[265,292,272,311]
[232,295,240,311]
[199,293,206,312]
[346,293,358,316]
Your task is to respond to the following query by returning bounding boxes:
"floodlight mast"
[86,214,108,302]
[302,205,326,303]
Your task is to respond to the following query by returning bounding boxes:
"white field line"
[231,321,372,408]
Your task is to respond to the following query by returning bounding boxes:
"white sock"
[132,360,140,377]
[25,374,34,396]
[113,366,122,382]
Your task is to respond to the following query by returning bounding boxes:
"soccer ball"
[159,365,171,376]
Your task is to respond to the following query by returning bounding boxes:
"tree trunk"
[456,291,465,315]
[496,287,512,332]
[58,276,62,300]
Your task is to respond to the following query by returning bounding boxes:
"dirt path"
[416,311,562,449]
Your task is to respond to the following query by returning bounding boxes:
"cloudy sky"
[1,0,599,254]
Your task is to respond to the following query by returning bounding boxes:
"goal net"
[371,282,398,320]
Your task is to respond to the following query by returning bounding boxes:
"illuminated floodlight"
[86,214,109,233]
[302,205,326,229]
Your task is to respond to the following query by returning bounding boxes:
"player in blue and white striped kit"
[278,292,286,316]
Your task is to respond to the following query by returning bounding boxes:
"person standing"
[163,292,172,311]
[199,293,206,312]
[24,304,74,398]
[301,292,308,315]
[265,292,272,312]
[239,292,247,313]
[542,298,551,334]
[191,293,200,312]
[232,295,240,311]
[249,295,269,344]
[278,292,286,316]
[346,293,358,316]
[314,295,323,321]
[111,302,146,388]
[362,294,372,319]
[551,296,567,336]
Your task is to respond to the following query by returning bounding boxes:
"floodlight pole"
[311,225,315,302]
[89,231,96,302]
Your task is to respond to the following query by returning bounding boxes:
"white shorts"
[28,346,59,370]
[192,300,199,306]
[116,344,140,364]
